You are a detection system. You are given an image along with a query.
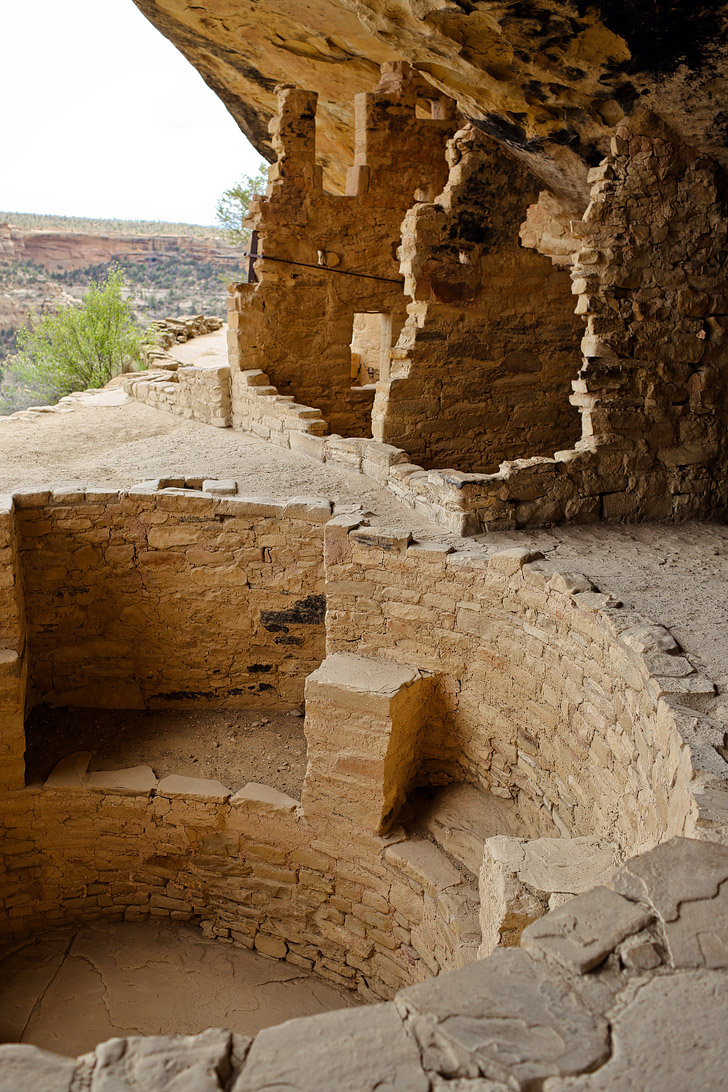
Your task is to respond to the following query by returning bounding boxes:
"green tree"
[215,162,268,246]
[5,268,152,407]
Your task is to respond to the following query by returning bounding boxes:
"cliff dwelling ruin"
[3,2,728,1089]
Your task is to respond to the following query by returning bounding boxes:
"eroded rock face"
[132,0,728,202]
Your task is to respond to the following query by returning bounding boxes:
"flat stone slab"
[421,783,526,874]
[396,949,610,1087]
[202,479,237,495]
[91,1029,240,1092]
[230,782,299,815]
[234,1003,428,1092]
[385,839,464,896]
[522,885,653,974]
[613,838,728,968]
[157,774,231,803]
[487,835,620,898]
[44,751,91,790]
[556,970,728,1091]
[87,766,158,796]
[0,1045,75,1092]
[306,654,423,717]
[284,496,332,522]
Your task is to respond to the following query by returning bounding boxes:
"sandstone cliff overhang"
[132,0,728,203]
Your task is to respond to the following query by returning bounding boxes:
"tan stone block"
[231,782,300,816]
[87,766,158,796]
[157,774,231,802]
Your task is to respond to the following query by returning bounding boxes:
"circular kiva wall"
[0,490,726,1002]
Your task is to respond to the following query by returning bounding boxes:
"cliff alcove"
[3,1,728,1087]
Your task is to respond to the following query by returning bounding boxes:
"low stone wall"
[146,314,223,355]
[231,368,328,444]
[324,518,728,853]
[0,758,480,1000]
[13,487,330,717]
[123,364,233,427]
[3,837,728,1092]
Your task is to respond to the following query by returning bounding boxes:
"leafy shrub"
[4,268,153,407]
[216,162,268,246]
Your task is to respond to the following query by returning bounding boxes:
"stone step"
[417,782,528,876]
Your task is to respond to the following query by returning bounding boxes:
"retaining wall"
[14,488,330,713]
[324,518,728,854]
[123,364,232,427]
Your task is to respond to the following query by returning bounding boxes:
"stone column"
[302,652,433,833]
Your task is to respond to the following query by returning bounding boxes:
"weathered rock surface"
[2,840,728,1091]
[132,1,728,201]
[479,835,621,955]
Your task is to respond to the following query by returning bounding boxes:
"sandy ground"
[0,921,356,1058]
[167,328,229,369]
[24,707,308,798]
[1,381,727,721]
[0,391,437,534]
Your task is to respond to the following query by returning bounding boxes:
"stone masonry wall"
[123,364,233,428]
[0,765,480,1001]
[372,125,582,471]
[0,497,27,792]
[324,519,728,854]
[4,837,727,1092]
[414,115,728,532]
[14,489,330,711]
[227,65,457,437]
[1,494,728,1014]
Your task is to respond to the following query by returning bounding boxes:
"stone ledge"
[230,782,300,816]
[87,766,158,796]
[157,774,231,803]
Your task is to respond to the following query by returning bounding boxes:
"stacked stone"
[13,486,330,712]
[389,114,728,533]
[3,838,728,1092]
[146,314,224,357]
[0,496,26,791]
[123,364,233,427]
[371,124,583,473]
[227,65,457,437]
[0,754,480,1000]
[323,519,727,851]
[0,490,727,1022]
[230,367,328,444]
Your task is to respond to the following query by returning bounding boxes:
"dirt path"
[0,393,437,533]
[167,327,229,368]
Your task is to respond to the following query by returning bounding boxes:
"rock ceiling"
[132,1,728,207]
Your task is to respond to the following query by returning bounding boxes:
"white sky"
[0,0,265,225]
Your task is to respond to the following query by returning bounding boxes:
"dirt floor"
[24,706,308,798]
[0,386,438,535]
[0,921,356,1059]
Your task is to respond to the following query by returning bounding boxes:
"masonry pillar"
[302,653,433,833]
